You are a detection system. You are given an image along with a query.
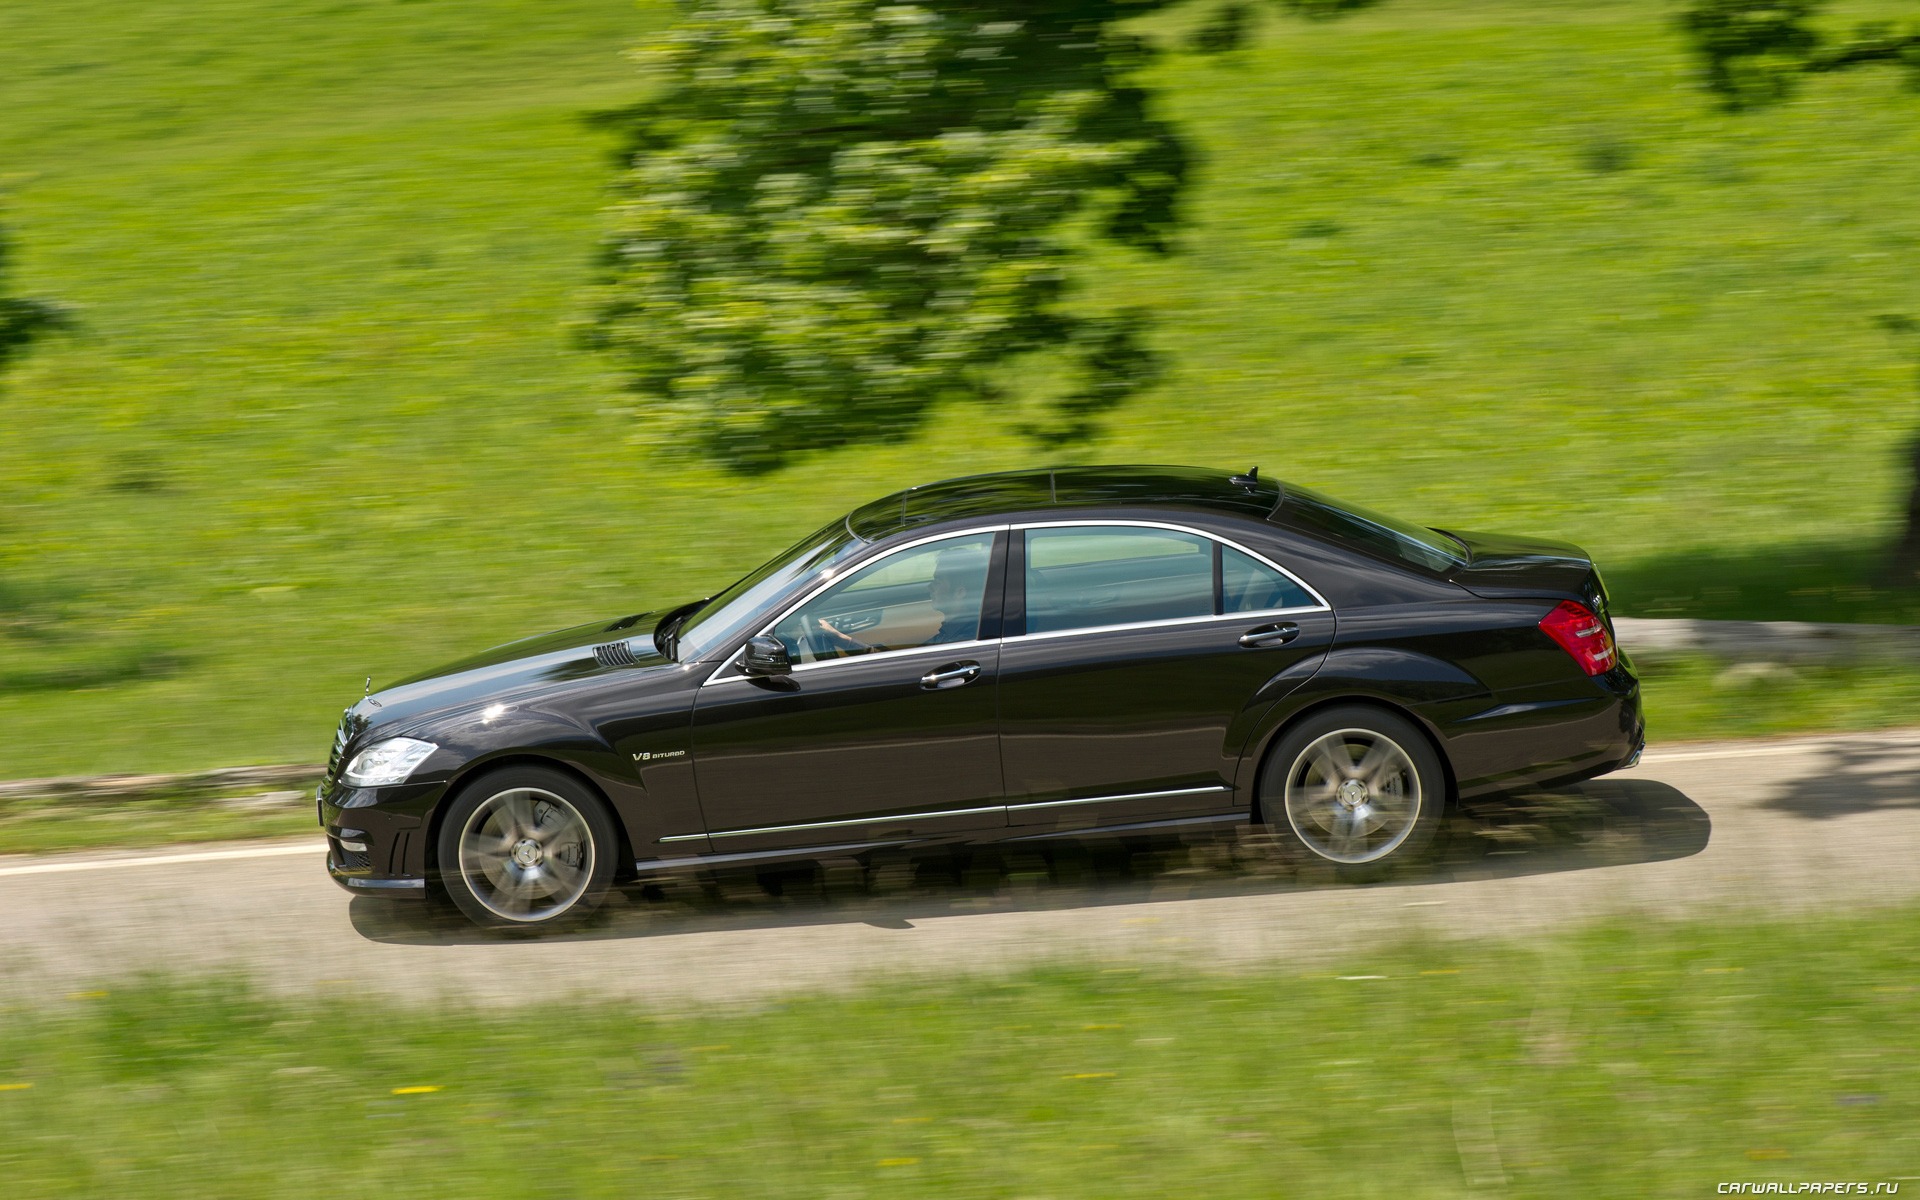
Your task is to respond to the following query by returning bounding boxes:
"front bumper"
[318,776,448,896]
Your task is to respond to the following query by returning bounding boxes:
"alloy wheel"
[455,786,596,922]
[1282,728,1423,865]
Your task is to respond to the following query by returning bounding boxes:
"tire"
[435,764,619,931]
[1256,705,1447,881]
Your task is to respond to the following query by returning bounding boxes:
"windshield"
[671,518,867,662]
[1280,485,1467,573]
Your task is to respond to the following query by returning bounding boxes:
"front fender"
[409,707,688,875]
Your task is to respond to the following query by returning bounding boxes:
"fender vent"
[326,713,351,783]
[593,640,640,669]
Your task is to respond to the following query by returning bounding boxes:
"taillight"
[1539,600,1617,676]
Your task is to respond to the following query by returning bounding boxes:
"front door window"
[770,532,996,663]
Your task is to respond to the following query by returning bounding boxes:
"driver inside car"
[812,544,986,657]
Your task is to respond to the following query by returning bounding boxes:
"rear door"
[997,521,1335,830]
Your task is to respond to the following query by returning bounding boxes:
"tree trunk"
[1889,430,1920,588]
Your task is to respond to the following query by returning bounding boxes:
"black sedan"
[320,465,1642,928]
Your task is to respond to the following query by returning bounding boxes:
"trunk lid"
[1441,529,1612,621]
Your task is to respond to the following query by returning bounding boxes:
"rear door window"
[1024,527,1213,635]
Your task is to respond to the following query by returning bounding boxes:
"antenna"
[1229,466,1260,491]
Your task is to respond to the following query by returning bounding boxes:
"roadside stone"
[1614,617,1920,666]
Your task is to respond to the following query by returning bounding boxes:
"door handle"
[921,661,982,690]
[1238,622,1300,649]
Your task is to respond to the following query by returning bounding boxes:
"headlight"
[342,737,439,787]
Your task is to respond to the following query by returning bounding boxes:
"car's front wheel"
[436,765,618,931]
[1258,705,1446,880]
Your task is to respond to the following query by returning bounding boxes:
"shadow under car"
[349,777,1709,946]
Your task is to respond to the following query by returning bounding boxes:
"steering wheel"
[791,623,822,664]
[836,609,883,634]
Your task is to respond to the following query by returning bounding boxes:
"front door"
[690,530,1007,851]
[998,523,1335,830]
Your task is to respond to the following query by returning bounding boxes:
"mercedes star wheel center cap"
[511,839,543,869]
[1337,779,1370,809]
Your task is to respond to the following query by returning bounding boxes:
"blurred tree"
[1275,0,1379,19]
[1679,0,1920,109]
[0,212,67,381]
[1188,0,1379,56]
[1679,3,1920,584]
[1677,0,1827,109]
[1188,2,1256,53]
[582,0,1191,472]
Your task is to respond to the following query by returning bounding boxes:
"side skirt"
[630,812,1250,876]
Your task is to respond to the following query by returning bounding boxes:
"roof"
[845,465,1284,541]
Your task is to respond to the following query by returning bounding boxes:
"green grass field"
[2,901,1916,1196]
[3,0,1920,779]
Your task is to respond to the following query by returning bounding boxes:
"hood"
[352,609,673,735]
[1440,529,1605,607]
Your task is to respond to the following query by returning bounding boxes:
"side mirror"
[741,635,792,677]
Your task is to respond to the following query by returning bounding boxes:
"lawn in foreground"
[1,903,1916,1196]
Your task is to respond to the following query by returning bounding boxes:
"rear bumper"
[317,776,446,897]
[1622,734,1645,770]
[1441,667,1643,799]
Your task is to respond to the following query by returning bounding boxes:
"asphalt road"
[3,729,1918,1007]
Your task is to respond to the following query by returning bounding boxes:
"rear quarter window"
[1221,545,1316,613]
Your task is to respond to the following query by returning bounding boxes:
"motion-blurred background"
[6,4,1920,1195]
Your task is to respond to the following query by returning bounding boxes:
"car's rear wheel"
[1258,706,1446,879]
[436,765,618,931]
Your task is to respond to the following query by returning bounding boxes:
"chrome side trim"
[686,803,1009,842]
[703,637,1000,688]
[342,876,427,890]
[666,785,1234,842]
[1010,606,1323,644]
[1006,785,1231,813]
[697,516,1331,686]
